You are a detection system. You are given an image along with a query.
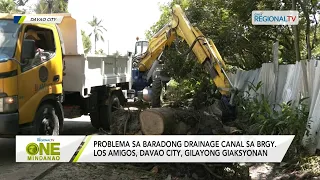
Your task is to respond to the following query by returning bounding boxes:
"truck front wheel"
[89,112,101,129]
[90,94,121,130]
[33,104,60,135]
[102,95,121,130]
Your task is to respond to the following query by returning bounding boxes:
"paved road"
[0,116,97,180]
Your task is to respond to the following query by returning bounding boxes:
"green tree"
[143,0,319,109]
[145,0,189,40]
[81,30,91,54]
[0,0,22,13]
[146,0,319,70]
[88,16,107,53]
[35,0,68,14]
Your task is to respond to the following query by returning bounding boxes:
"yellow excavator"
[131,4,237,120]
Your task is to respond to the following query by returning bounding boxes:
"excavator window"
[134,40,148,56]
[21,26,56,72]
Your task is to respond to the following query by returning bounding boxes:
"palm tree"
[35,0,47,13]
[81,30,92,54]
[35,0,68,14]
[50,0,68,13]
[88,16,107,53]
[0,0,19,13]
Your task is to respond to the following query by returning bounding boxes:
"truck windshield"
[0,19,20,61]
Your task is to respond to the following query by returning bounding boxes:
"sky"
[25,0,171,55]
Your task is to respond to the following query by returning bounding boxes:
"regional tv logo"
[13,15,64,24]
[252,10,299,25]
[26,138,60,161]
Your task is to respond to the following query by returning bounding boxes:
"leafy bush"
[165,77,218,109]
[235,81,311,161]
[162,45,220,108]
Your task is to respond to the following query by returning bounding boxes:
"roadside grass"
[234,81,319,178]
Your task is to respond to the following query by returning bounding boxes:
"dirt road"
[0,116,97,180]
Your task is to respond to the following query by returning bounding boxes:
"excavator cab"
[132,38,148,68]
[134,38,148,57]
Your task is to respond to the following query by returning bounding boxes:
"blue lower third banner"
[16,135,294,163]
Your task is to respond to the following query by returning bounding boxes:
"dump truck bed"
[63,54,132,97]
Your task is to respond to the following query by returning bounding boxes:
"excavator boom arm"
[137,23,175,71]
[137,4,234,97]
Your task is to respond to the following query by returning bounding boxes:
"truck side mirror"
[22,39,35,60]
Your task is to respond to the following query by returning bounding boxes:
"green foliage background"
[146,0,320,70]
[148,1,318,162]
[145,0,319,109]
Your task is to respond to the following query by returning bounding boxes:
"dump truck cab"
[0,17,20,135]
[0,13,66,136]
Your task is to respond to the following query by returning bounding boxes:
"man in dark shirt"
[24,30,46,66]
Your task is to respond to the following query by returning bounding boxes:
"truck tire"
[102,95,121,130]
[32,103,60,135]
[151,78,162,108]
[89,112,101,129]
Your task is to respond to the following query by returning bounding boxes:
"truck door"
[18,24,63,125]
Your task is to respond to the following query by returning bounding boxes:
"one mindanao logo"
[252,10,299,25]
[26,137,60,161]
[13,15,64,24]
